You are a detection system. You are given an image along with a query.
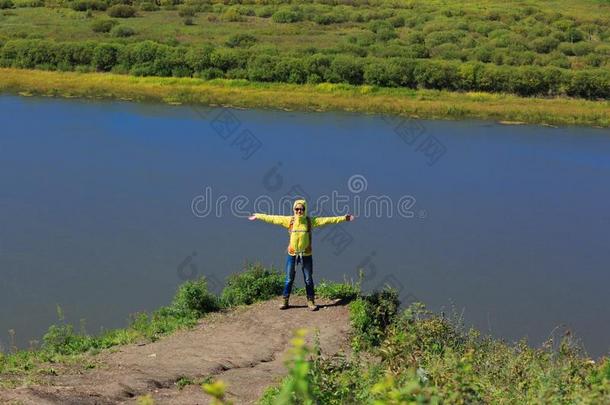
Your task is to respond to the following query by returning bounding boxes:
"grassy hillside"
[1,0,610,103]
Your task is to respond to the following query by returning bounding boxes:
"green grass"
[258,289,610,404]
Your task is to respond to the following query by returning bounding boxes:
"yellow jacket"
[254,199,347,256]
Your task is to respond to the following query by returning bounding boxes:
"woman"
[249,199,354,311]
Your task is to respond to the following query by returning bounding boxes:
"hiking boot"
[307,298,318,311]
[279,297,289,310]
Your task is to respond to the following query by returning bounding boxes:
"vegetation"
[2,68,610,128]
[107,4,135,18]
[0,263,355,388]
[0,0,610,106]
[258,289,610,404]
[220,263,284,307]
[1,38,610,99]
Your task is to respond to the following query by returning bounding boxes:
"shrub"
[478,63,512,93]
[349,288,400,350]
[572,41,594,56]
[429,43,464,60]
[185,43,214,71]
[14,0,43,6]
[388,15,404,28]
[531,36,560,53]
[91,19,117,33]
[71,0,107,11]
[183,17,193,25]
[177,5,195,17]
[139,2,158,11]
[225,33,256,48]
[413,59,460,90]
[111,25,135,37]
[221,6,244,22]
[304,53,332,81]
[170,277,220,317]
[220,263,284,307]
[565,27,584,43]
[209,47,244,71]
[558,42,575,56]
[313,13,339,25]
[255,5,274,18]
[568,69,610,99]
[272,7,303,23]
[196,67,223,79]
[425,30,464,49]
[0,0,14,8]
[92,43,122,70]
[107,4,136,17]
[327,54,364,84]
[42,323,95,355]
[309,279,360,301]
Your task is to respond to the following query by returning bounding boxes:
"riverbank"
[1,264,608,404]
[0,296,352,404]
[2,68,610,128]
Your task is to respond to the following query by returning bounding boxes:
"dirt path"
[0,296,352,404]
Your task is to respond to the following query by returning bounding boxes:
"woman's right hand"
[248,215,257,221]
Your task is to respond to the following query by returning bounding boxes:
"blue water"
[1,94,609,357]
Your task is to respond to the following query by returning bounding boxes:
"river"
[1,94,609,357]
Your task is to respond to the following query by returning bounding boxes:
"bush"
[183,17,194,25]
[196,67,223,79]
[349,288,399,350]
[0,0,14,8]
[568,69,610,99]
[572,41,595,56]
[91,19,117,33]
[429,43,464,60]
[225,33,256,48]
[139,1,158,11]
[302,279,360,301]
[327,54,364,84]
[92,43,122,70]
[425,30,463,48]
[221,6,244,22]
[170,277,220,317]
[220,263,284,307]
[111,25,135,37]
[42,323,94,355]
[14,0,43,7]
[531,36,560,53]
[364,60,399,87]
[256,5,274,18]
[178,5,195,17]
[107,4,136,17]
[272,7,303,23]
[185,43,214,71]
[71,0,107,11]
[413,59,460,90]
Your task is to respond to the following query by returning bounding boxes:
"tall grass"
[258,289,610,404]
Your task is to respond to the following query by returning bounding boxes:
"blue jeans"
[283,254,314,299]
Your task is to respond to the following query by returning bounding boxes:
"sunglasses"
[294,207,304,212]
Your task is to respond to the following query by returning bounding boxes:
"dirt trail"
[0,296,352,404]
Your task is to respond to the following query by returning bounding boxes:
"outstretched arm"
[312,215,354,228]
[249,213,292,228]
